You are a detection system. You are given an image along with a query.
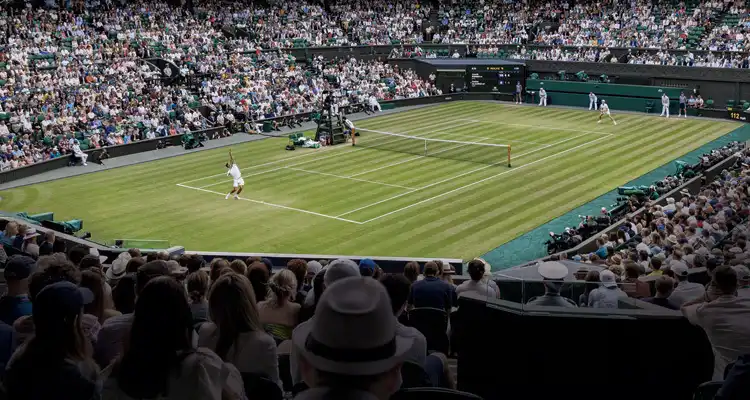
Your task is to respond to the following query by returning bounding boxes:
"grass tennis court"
[0,102,741,263]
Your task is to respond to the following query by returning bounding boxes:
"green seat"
[727,100,736,109]
[645,100,654,113]
[0,112,9,121]
[705,99,715,108]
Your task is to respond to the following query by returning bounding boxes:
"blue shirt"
[408,277,455,310]
[0,295,32,326]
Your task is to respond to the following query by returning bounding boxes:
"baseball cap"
[359,258,377,271]
[34,281,93,317]
[306,260,323,277]
[671,263,689,277]
[600,270,618,288]
[4,255,36,281]
[324,258,361,286]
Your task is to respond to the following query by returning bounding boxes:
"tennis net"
[356,129,511,167]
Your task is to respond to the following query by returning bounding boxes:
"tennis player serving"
[225,149,244,200]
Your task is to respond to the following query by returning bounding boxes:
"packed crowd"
[0,222,478,399]
[524,145,750,382]
[0,2,436,172]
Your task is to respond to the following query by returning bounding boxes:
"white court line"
[177,143,349,185]
[358,134,614,224]
[176,183,364,224]
[284,167,416,190]
[337,134,610,219]
[458,118,614,136]
[197,149,358,189]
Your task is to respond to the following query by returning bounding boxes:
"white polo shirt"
[456,279,497,298]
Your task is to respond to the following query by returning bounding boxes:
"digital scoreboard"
[465,65,525,93]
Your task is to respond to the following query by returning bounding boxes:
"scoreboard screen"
[465,65,525,93]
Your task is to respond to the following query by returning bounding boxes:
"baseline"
[175,183,364,225]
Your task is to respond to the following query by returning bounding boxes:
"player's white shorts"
[233,178,245,187]
[601,110,611,115]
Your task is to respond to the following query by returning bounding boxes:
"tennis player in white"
[597,100,617,125]
[660,93,670,118]
[538,87,547,107]
[225,150,244,200]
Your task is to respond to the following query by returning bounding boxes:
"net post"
[507,145,512,167]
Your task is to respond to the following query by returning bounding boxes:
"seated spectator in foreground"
[716,354,750,400]
[734,265,750,298]
[286,258,309,303]
[5,281,100,400]
[380,274,454,389]
[588,270,628,309]
[293,277,411,400]
[111,275,136,315]
[359,258,378,278]
[578,270,600,306]
[669,263,706,306]
[291,258,361,386]
[95,260,169,368]
[527,261,576,308]
[247,261,270,302]
[258,269,300,342]
[198,273,280,386]
[0,320,14,374]
[13,256,83,344]
[186,270,209,327]
[0,255,35,326]
[407,261,455,312]
[621,263,651,299]
[403,261,421,283]
[642,277,680,310]
[80,270,121,325]
[456,259,497,298]
[682,266,750,380]
[101,276,245,399]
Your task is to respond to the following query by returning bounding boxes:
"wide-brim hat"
[292,277,413,376]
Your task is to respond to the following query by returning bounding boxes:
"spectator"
[437,261,456,287]
[247,261,270,302]
[0,320,15,375]
[528,261,575,308]
[228,259,247,276]
[80,270,122,324]
[198,272,280,386]
[733,265,750,298]
[622,263,651,299]
[647,258,664,276]
[186,270,210,327]
[291,258,361,385]
[0,255,35,326]
[38,231,56,256]
[403,261,421,283]
[101,276,245,399]
[455,259,497,298]
[286,258,309,303]
[669,263,706,306]
[642,277,680,310]
[95,260,169,368]
[578,270,601,306]
[407,261,455,312]
[588,270,628,309]
[292,277,411,400]
[125,257,146,274]
[305,261,323,290]
[111,275,136,315]
[21,229,40,258]
[106,253,131,287]
[359,258,378,278]
[258,269,300,342]
[14,256,82,344]
[682,266,750,380]
[67,245,90,267]
[208,258,231,282]
[5,281,100,400]
[0,222,18,245]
